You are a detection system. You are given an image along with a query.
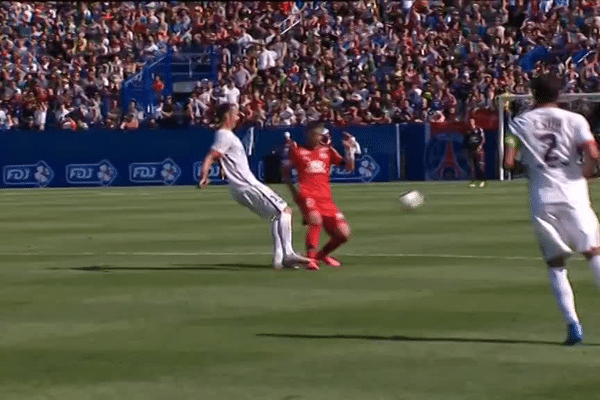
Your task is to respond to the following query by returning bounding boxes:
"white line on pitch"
[0,251,549,261]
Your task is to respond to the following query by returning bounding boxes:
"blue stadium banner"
[0,124,498,188]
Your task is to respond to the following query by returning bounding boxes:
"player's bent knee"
[307,211,322,226]
[336,222,351,242]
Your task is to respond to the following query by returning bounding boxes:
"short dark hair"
[307,122,326,136]
[215,103,234,125]
[531,74,562,104]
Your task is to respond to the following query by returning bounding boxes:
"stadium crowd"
[0,1,599,131]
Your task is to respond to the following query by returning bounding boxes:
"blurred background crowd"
[0,0,599,131]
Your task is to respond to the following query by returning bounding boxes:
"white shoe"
[273,261,284,270]
[283,253,311,269]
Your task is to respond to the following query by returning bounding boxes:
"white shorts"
[532,203,600,261]
[229,183,288,221]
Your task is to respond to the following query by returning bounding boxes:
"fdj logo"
[330,155,380,183]
[193,161,225,183]
[66,160,117,186]
[129,158,181,185]
[3,161,54,187]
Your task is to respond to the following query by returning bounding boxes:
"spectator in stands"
[220,79,241,106]
[160,95,176,127]
[120,112,139,130]
[152,74,165,96]
[106,99,122,130]
[2,1,600,132]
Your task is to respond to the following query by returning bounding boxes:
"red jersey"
[288,143,343,201]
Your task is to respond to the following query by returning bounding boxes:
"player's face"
[307,129,320,148]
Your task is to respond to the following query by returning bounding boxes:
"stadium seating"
[0,1,599,131]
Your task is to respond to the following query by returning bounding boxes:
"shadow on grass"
[257,333,600,347]
[49,263,276,272]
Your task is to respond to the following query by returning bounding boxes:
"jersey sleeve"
[573,114,594,147]
[329,147,344,166]
[507,117,526,148]
[211,129,232,156]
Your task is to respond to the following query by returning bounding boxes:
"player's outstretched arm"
[198,149,221,188]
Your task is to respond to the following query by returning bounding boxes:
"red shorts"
[297,193,349,236]
[297,193,340,218]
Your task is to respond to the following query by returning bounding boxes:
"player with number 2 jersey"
[505,74,600,345]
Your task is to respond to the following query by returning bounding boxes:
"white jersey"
[211,128,261,188]
[509,107,595,208]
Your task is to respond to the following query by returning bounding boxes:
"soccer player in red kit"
[283,124,359,270]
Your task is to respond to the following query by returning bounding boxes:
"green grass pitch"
[2,181,600,400]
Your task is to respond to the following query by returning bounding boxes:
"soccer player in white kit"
[198,103,310,269]
[505,74,600,345]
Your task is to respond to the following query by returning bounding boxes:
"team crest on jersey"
[307,160,327,173]
[319,149,328,159]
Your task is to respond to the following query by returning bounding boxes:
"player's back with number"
[504,74,600,346]
[509,107,594,207]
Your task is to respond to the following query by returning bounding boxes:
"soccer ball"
[399,190,425,210]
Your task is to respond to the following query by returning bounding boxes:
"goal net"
[497,92,600,180]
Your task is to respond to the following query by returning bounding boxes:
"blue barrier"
[0,124,498,188]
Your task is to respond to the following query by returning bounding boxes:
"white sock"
[548,268,580,325]
[277,212,295,257]
[588,255,600,288]
[270,219,283,266]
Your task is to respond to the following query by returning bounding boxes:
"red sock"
[317,236,347,259]
[306,224,322,258]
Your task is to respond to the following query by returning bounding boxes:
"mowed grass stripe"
[2,181,600,400]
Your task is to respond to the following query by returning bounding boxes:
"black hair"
[307,122,326,135]
[531,73,562,104]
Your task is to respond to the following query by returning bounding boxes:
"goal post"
[497,92,600,181]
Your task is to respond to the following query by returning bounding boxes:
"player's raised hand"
[342,133,353,150]
[342,132,360,154]
[284,131,293,144]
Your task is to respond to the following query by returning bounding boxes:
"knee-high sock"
[277,212,295,257]
[270,218,283,265]
[548,268,579,325]
[317,235,348,259]
[306,224,322,257]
